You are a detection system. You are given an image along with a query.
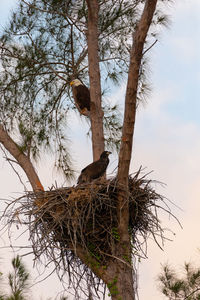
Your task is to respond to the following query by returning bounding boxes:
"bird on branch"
[77,151,111,184]
[70,79,90,116]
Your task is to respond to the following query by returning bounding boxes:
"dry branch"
[2,170,178,298]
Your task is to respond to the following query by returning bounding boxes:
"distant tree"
[0,256,68,300]
[0,256,29,300]
[158,262,200,300]
[7,256,30,300]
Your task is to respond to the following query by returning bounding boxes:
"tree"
[0,0,172,299]
[0,256,68,300]
[158,262,200,300]
[0,256,29,300]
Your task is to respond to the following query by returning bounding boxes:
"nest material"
[18,172,170,263]
[4,171,177,298]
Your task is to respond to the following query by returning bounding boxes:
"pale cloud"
[170,36,199,64]
[174,0,200,14]
[154,0,200,68]
[133,87,200,299]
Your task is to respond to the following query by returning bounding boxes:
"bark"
[117,0,158,231]
[118,0,158,184]
[86,0,104,161]
[100,260,134,300]
[81,1,158,299]
[114,1,158,299]
[76,246,134,300]
[0,124,44,192]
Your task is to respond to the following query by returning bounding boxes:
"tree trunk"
[0,125,44,193]
[105,262,135,300]
[86,0,104,161]
[118,0,158,182]
[82,1,158,299]
[76,245,134,300]
[115,1,158,299]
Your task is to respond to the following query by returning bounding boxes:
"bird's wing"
[77,162,94,184]
[76,86,90,110]
[82,160,108,180]
[78,157,109,184]
[77,172,86,184]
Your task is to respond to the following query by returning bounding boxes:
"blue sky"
[153,1,200,124]
[0,0,18,30]
[0,1,200,300]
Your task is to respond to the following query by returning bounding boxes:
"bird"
[70,79,90,116]
[77,151,111,184]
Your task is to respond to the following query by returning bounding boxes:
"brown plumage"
[77,151,111,184]
[70,79,90,115]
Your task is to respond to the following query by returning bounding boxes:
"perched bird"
[77,151,111,184]
[70,79,90,116]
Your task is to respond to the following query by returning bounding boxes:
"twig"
[142,39,158,56]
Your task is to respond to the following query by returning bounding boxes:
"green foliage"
[0,257,68,300]
[7,255,29,300]
[103,102,122,153]
[107,277,119,297]
[158,262,200,300]
[0,256,29,300]
[87,242,102,262]
[111,227,120,241]
[0,0,171,178]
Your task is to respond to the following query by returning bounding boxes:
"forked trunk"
[84,1,158,299]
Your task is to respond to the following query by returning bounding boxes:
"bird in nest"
[77,151,111,184]
[70,79,90,116]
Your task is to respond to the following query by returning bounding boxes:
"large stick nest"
[4,170,178,298]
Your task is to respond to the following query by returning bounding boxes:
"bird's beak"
[70,81,74,86]
[107,151,112,155]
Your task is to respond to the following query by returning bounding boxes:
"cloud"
[132,87,200,299]
[170,36,199,64]
[166,0,200,64]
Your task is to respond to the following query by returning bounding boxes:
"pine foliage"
[159,262,200,300]
[0,0,170,178]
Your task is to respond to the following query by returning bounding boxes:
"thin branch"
[21,0,85,34]
[142,39,158,56]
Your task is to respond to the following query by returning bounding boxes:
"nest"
[4,170,178,298]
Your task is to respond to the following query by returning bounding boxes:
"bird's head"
[70,79,82,87]
[100,151,111,159]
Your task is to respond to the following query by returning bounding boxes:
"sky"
[0,0,200,299]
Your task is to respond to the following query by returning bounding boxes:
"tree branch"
[0,125,44,192]
[142,39,158,57]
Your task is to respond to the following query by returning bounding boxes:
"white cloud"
[174,0,200,14]
[170,36,199,64]
[132,85,200,299]
[154,0,200,66]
